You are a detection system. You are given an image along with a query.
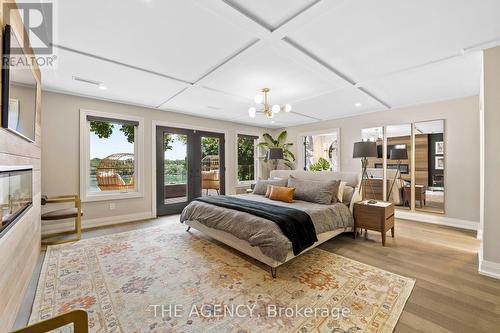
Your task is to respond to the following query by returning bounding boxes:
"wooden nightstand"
[353,201,395,246]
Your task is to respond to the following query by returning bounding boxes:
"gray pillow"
[287,176,340,205]
[253,178,288,195]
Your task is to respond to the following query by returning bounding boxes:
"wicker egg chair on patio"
[96,153,135,191]
[201,155,220,194]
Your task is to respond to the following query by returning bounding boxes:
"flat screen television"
[1,24,37,142]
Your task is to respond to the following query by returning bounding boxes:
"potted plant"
[257,131,295,170]
[309,157,331,171]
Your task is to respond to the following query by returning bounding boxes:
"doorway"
[156,126,225,216]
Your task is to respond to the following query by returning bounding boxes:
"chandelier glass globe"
[248,107,256,118]
[254,94,263,104]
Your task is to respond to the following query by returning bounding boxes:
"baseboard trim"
[479,259,500,280]
[42,211,154,236]
[395,210,478,231]
[476,229,483,241]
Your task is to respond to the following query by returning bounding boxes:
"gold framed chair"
[41,194,82,245]
[11,309,88,333]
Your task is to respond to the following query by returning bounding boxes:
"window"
[302,131,340,172]
[80,110,143,201]
[237,134,258,183]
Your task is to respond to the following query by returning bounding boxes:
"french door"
[156,126,225,216]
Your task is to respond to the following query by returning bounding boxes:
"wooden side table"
[353,201,395,246]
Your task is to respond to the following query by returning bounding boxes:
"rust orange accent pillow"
[268,186,295,203]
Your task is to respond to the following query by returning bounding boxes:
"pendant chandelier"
[248,88,292,119]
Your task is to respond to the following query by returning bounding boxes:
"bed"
[180,170,361,277]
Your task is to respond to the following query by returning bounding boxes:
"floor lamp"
[353,141,378,197]
[387,148,408,201]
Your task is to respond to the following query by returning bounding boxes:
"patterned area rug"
[30,223,415,332]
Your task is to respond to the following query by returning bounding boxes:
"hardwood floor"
[14,217,500,332]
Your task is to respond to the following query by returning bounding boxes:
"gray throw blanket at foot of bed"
[194,196,318,256]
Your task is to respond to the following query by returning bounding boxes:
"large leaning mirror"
[414,120,445,214]
[361,127,384,200]
[385,124,412,210]
[302,130,340,172]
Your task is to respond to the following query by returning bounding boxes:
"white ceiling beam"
[269,0,347,40]
[185,0,354,100]
[187,0,392,114]
[191,0,271,39]
[52,43,192,85]
[281,37,356,85]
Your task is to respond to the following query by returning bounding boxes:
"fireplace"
[0,166,33,238]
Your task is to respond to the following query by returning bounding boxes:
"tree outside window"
[238,134,258,182]
[89,119,137,192]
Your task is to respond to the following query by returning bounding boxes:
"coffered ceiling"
[42,0,500,128]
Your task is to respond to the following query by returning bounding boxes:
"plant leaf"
[284,150,296,161]
[257,142,269,148]
[277,131,287,144]
[283,160,295,169]
[262,133,276,146]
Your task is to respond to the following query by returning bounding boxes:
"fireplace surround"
[0,166,33,238]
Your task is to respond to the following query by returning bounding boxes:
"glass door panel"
[414,120,445,214]
[386,124,412,210]
[156,127,225,216]
[199,133,225,197]
[164,133,188,204]
[157,127,192,216]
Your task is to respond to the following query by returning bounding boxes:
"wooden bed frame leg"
[270,267,277,279]
[186,226,191,232]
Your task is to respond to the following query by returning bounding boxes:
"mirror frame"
[413,119,446,214]
[361,119,445,215]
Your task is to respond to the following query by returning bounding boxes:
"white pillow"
[336,181,347,203]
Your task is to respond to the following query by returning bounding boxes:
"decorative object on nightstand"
[352,141,378,197]
[387,147,408,201]
[353,200,395,246]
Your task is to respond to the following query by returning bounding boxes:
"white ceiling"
[41,0,500,128]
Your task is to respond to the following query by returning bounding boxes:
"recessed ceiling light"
[355,103,362,107]
[99,85,108,90]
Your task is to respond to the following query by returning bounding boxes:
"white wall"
[280,96,480,224]
[41,91,270,230]
[480,46,500,278]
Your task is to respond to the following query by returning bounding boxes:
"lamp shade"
[389,148,408,160]
[353,141,377,158]
[268,148,284,160]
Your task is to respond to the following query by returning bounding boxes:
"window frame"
[79,109,144,202]
[297,128,341,172]
[235,131,260,186]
